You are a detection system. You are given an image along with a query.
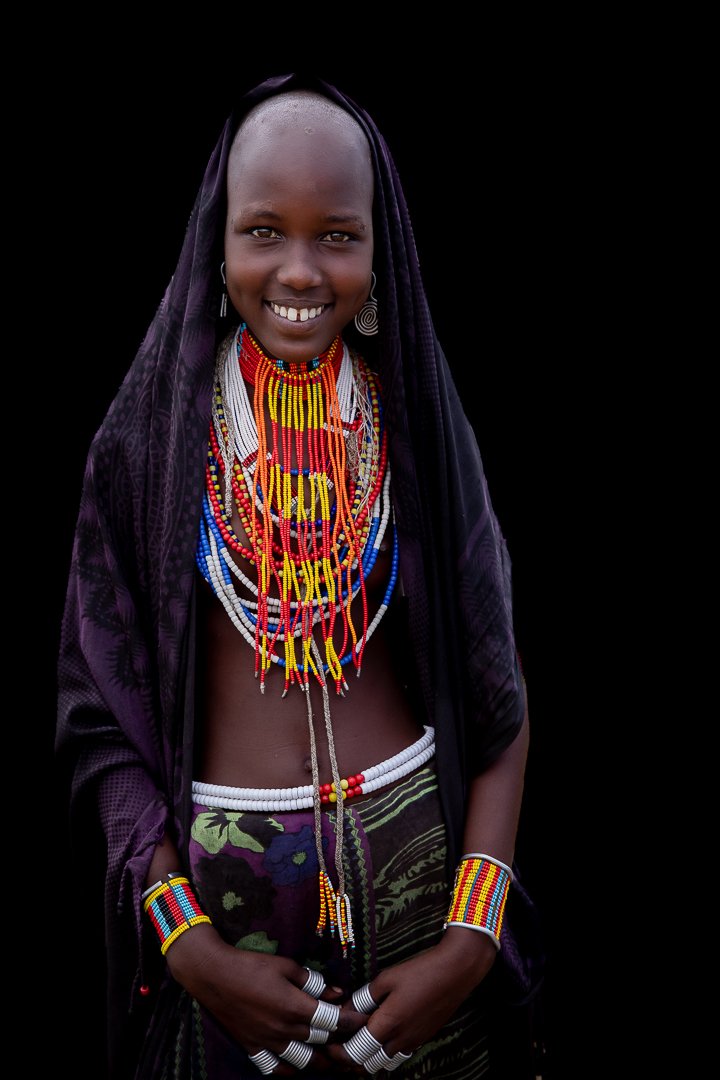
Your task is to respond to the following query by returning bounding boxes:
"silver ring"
[363,1049,389,1075]
[302,966,326,997]
[344,1026,383,1065]
[248,1048,280,1075]
[351,983,378,1013]
[364,1047,414,1073]
[306,1026,330,1045]
[279,1040,313,1069]
[310,999,341,1031]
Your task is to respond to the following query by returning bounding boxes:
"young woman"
[57,74,543,1079]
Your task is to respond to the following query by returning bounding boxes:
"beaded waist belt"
[192,726,435,812]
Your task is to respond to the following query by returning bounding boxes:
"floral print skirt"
[162,762,491,1078]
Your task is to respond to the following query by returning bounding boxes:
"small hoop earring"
[354,272,378,336]
[220,261,228,318]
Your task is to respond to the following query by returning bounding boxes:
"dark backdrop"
[37,53,605,1080]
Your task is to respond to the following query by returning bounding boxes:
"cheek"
[225,255,263,298]
[342,260,374,304]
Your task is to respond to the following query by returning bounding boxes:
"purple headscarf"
[56,73,532,1074]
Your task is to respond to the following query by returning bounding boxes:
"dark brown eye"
[250,227,282,239]
[320,231,352,242]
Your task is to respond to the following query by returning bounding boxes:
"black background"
[33,38,620,1080]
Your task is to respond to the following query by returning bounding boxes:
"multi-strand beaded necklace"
[196,323,397,955]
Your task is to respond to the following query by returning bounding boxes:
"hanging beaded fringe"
[306,635,354,955]
[195,325,399,954]
[199,325,390,697]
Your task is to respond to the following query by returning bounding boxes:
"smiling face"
[224,92,375,364]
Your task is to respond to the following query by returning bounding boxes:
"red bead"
[321,794,330,803]
[139,985,151,997]
[320,783,332,794]
[356,773,365,784]
[352,786,362,796]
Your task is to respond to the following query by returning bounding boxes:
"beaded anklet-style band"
[444,853,513,949]
[143,875,212,955]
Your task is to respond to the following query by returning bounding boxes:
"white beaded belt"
[192,726,435,812]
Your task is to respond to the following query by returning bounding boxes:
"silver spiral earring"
[220,262,228,318]
[354,272,379,336]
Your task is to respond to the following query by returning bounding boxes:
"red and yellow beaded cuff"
[143,875,212,955]
[444,853,513,949]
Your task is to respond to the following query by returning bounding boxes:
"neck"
[238,324,342,383]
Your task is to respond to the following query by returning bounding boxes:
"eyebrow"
[239,206,368,227]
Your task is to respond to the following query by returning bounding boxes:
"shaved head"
[229,90,373,199]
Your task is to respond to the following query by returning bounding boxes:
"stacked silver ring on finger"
[305,1027,330,1045]
[279,1040,314,1069]
[344,1026,383,1065]
[310,1000,341,1032]
[302,967,326,997]
[351,983,379,1013]
[248,1048,280,1075]
[364,1047,414,1074]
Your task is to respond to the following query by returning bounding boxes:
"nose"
[275,241,323,290]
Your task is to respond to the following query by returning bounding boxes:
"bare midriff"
[196,525,425,792]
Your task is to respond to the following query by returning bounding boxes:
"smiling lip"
[267,301,328,324]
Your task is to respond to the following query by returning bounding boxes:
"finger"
[343,1025,384,1067]
[298,965,343,1000]
[309,999,342,1032]
[351,983,379,1014]
[247,1048,280,1075]
[305,1027,330,1045]
[326,1032,417,1075]
[277,1043,335,1074]
[364,1047,415,1074]
[278,1040,314,1069]
[300,966,326,997]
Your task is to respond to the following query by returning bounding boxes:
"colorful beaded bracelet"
[444,853,513,949]
[143,875,212,955]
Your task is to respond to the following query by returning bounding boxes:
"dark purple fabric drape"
[56,73,533,1076]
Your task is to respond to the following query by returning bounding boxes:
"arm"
[143,835,362,1068]
[328,705,530,1070]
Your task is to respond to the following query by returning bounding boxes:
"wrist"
[443,853,512,949]
[164,921,225,994]
[143,874,212,956]
[438,923,498,982]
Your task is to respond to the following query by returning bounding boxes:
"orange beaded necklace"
[198,324,393,955]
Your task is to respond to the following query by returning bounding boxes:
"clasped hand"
[169,924,496,1074]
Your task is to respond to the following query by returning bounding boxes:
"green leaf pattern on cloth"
[191,809,275,854]
[235,930,279,955]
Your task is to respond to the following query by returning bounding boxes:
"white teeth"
[271,303,324,322]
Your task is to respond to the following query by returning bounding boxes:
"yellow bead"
[329,792,337,802]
